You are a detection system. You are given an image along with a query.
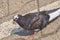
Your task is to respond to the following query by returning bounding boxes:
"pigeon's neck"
[17,16,26,25]
[20,17,26,23]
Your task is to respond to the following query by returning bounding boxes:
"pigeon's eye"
[15,17,18,20]
[15,18,17,19]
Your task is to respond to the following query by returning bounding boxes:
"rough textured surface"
[0,0,60,40]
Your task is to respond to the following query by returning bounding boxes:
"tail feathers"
[48,8,60,21]
[46,8,60,14]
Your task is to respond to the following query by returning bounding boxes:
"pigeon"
[13,11,50,30]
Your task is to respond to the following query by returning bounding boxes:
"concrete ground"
[0,0,60,40]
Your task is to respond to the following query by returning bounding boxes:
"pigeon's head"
[13,14,22,24]
[13,15,19,21]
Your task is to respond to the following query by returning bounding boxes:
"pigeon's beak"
[13,19,16,24]
[13,21,15,24]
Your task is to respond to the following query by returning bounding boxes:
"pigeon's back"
[23,13,39,29]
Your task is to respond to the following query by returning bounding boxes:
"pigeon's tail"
[48,9,60,21]
[47,8,60,14]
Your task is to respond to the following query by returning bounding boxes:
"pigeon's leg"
[30,31,35,40]
[31,33,34,40]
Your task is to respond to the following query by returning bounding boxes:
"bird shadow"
[11,27,34,36]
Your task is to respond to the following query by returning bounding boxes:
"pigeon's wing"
[29,16,43,30]
[39,14,50,30]
[29,14,50,30]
